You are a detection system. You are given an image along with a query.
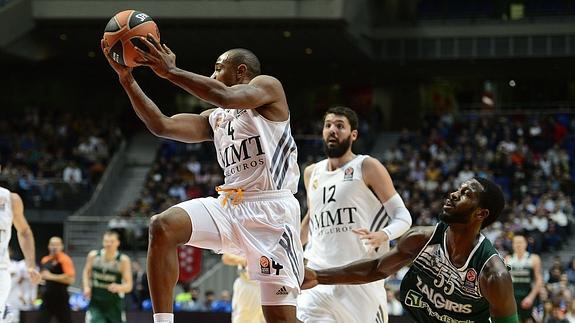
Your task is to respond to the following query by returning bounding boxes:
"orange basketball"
[103,10,160,67]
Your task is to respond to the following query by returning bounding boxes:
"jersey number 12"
[323,185,336,204]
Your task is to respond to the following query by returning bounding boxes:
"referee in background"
[38,236,75,323]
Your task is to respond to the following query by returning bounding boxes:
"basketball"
[103,10,160,67]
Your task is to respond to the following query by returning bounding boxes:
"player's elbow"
[147,119,169,137]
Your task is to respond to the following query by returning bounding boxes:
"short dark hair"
[104,230,120,240]
[225,48,261,78]
[474,177,505,229]
[324,106,359,131]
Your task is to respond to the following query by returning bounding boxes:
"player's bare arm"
[11,193,40,284]
[134,35,288,121]
[353,157,412,248]
[303,226,432,289]
[101,38,213,143]
[82,250,97,299]
[479,256,519,321]
[523,254,543,309]
[300,164,315,246]
[108,255,133,294]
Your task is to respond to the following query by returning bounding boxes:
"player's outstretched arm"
[480,256,519,322]
[134,35,286,111]
[101,38,213,143]
[304,227,432,288]
[11,193,40,284]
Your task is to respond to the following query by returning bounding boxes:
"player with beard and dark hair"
[302,177,519,323]
[298,106,412,323]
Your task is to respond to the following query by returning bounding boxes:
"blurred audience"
[0,109,122,209]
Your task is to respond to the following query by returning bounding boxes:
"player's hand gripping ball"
[103,10,160,67]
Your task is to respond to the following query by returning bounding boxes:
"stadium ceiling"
[0,0,373,64]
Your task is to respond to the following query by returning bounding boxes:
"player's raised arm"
[101,39,213,143]
[134,39,287,114]
[480,256,519,322]
[304,227,432,288]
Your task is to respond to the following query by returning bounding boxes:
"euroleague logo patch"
[260,256,270,275]
[462,268,478,293]
[343,167,354,181]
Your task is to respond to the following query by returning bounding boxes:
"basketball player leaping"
[303,177,519,323]
[101,37,303,323]
[0,182,41,321]
[297,107,412,323]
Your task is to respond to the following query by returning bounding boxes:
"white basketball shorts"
[297,280,388,323]
[173,190,303,306]
[0,269,11,322]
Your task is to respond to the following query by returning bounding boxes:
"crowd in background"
[0,109,122,209]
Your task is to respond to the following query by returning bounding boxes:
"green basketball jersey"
[399,222,500,322]
[507,253,534,300]
[91,250,124,305]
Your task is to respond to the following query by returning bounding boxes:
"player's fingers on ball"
[146,33,162,50]
[140,36,159,53]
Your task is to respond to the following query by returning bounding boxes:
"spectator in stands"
[62,161,82,184]
[386,289,403,316]
[211,290,232,313]
[203,290,215,312]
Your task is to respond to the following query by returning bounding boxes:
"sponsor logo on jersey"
[404,290,474,323]
[310,207,357,236]
[463,268,478,293]
[276,286,289,295]
[415,276,473,314]
[0,197,5,211]
[260,256,270,274]
[235,109,247,117]
[343,167,354,181]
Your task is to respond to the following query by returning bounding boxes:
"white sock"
[153,313,174,323]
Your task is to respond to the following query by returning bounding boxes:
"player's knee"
[149,213,173,244]
[149,208,191,245]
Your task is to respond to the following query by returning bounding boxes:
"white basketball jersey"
[305,155,390,270]
[0,187,13,270]
[209,108,299,193]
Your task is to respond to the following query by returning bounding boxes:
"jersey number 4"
[227,122,235,140]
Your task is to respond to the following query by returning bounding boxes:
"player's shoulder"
[10,192,22,204]
[361,155,385,169]
[250,74,281,86]
[87,250,98,258]
[304,162,318,175]
[480,254,510,282]
[119,254,131,262]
